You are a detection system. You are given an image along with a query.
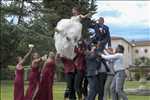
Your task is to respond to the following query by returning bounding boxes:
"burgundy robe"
[14,64,24,100]
[25,64,40,100]
[74,47,86,72]
[34,60,55,100]
[61,57,75,74]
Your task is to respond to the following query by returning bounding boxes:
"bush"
[0,68,15,80]
[134,72,140,81]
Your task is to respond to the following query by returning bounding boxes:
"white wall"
[111,39,133,68]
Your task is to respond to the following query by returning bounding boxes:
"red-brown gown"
[25,63,40,100]
[34,60,55,100]
[14,64,24,100]
[74,47,86,72]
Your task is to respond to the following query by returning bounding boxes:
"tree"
[43,0,97,38]
[0,0,97,69]
[1,0,53,68]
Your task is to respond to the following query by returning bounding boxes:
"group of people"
[14,47,56,100]
[14,6,128,100]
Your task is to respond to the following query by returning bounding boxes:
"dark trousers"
[97,73,107,100]
[86,75,98,100]
[83,77,88,98]
[64,72,76,100]
[101,59,110,72]
[74,70,84,99]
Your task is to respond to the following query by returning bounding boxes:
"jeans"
[111,70,128,100]
[103,75,114,100]
[97,73,107,100]
[86,75,98,100]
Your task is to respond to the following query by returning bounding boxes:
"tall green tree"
[1,0,97,69]
[43,0,97,38]
[1,0,52,68]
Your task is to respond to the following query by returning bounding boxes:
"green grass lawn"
[1,81,150,100]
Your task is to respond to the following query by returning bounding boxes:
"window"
[144,49,148,53]
[135,49,139,54]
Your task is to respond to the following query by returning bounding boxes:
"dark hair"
[99,17,104,20]
[117,45,124,53]
[31,52,40,60]
[72,7,80,12]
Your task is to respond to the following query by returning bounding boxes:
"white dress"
[54,15,82,59]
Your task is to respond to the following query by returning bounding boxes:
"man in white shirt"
[103,48,115,100]
[101,45,128,100]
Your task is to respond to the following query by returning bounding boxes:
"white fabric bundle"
[54,16,82,59]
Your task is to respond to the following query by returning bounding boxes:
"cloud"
[92,1,150,40]
[98,10,122,17]
[94,1,150,26]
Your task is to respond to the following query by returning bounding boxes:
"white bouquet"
[28,44,34,48]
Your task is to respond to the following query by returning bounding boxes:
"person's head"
[72,7,80,16]
[16,56,23,64]
[107,48,114,54]
[48,51,55,59]
[98,17,104,24]
[32,52,40,60]
[78,39,86,48]
[90,42,96,52]
[116,45,124,53]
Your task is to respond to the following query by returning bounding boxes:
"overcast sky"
[92,1,150,41]
[4,1,150,41]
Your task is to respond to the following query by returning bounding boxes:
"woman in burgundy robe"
[14,48,32,100]
[33,52,55,100]
[25,52,41,100]
[74,40,86,100]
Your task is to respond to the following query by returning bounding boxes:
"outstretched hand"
[19,45,34,65]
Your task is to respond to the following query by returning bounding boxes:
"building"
[111,36,150,68]
[132,40,150,62]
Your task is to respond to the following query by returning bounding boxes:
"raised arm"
[40,60,48,77]
[107,28,111,48]
[19,47,33,64]
[101,53,120,60]
[103,49,110,55]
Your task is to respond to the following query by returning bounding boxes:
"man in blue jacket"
[89,17,112,100]
[90,17,111,51]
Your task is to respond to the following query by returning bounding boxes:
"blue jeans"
[97,73,107,100]
[86,75,98,100]
[111,70,128,100]
[103,75,114,100]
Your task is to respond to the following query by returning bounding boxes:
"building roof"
[111,36,132,46]
[111,36,150,47]
[131,40,150,46]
